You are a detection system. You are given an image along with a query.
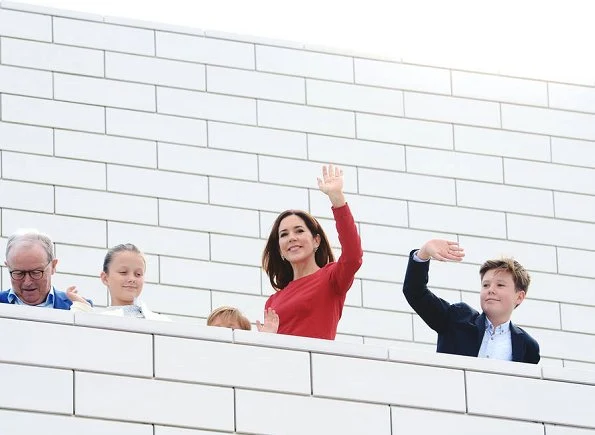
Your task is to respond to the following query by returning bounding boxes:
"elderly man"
[1,229,90,309]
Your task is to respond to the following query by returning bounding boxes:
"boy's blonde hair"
[207,306,252,330]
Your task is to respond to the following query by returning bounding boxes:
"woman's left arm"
[330,203,363,294]
[317,165,363,294]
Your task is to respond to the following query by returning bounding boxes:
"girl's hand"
[66,286,91,305]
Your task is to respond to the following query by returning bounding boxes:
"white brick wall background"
[0,2,594,432]
[1,307,595,434]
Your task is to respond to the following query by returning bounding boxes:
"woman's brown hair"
[262,210,334,290]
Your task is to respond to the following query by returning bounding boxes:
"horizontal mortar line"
[3,92,595,148]
[3,181,594,230]
[0,170,593,227]
[2,41,595,116]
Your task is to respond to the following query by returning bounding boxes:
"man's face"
[5,242,57,305]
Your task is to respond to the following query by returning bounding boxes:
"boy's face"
[480,269,525,323]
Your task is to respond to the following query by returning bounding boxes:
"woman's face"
[278,214,320,265]
[101,251,145,306]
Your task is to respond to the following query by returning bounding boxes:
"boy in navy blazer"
[403,239,540,364]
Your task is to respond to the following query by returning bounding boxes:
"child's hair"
[479,258,531,294]
[103,243,145,273]
[207,306,252,330]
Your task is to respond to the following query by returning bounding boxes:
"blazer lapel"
[510,322,525,362]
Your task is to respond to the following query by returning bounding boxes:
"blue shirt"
[7,287,56,308]
[477,317,513,361]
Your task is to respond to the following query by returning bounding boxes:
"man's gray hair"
[5,229,55,262]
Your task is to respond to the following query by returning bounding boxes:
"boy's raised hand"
[418,239,465,262]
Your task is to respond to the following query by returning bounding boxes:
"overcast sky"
[11,0,595,85]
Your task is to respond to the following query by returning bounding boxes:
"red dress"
[265,204,363,339]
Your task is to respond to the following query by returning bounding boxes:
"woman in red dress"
[260,164,363,340]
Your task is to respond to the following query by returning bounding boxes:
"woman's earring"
[281,255,286,261]
[314,245,319,253]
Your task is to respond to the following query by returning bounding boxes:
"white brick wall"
[0,9,52,41]
[452,71,548,106]
[208,65,305,103]
[258,100,355,137]
[157,87,257,125]
[2,95,105,133]
[0,64,53,98]
[1,37,104,76]
[106,108,207,145]
[54,130,157,168]
[392,407,544,435]
[0,121,53,154]
[356,113,453,148]
[467,371,595,427]
[75,371,234,430]
[208,121,307,158]
[454,125,551,161]
[3,309,591,434]
[354,58,451,93]
[54,74,156,111]
[53,18,155,55]
[55,187,159,225]
[256,45,353,82]
[0,362,72,414]
[551,137,595,168]
[105,52,206,90]
[158,143,257,182]
[0,409,152,435]
[2,151,106,189]
[404,92,501,128]
[406,147,503,182]
[107,164,208,201]
[157,31,254,69]
[236,389,391,434]
[1,4,595,430]
[307,79,404,116]
[155,336,311,393]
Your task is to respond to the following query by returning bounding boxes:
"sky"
[7,0,595,85]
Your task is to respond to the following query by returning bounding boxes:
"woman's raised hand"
[317,164,346,207]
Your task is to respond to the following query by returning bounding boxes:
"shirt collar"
[7,287,56,307]
[484,317,511,336]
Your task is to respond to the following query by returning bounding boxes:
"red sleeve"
[329,203,363,295]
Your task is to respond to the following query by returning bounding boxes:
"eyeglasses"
[9,261,52,281]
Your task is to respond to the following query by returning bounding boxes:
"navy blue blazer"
[0,287,88,310]
[403,250,540,364]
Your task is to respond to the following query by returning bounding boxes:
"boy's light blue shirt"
[477,318,513,361]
